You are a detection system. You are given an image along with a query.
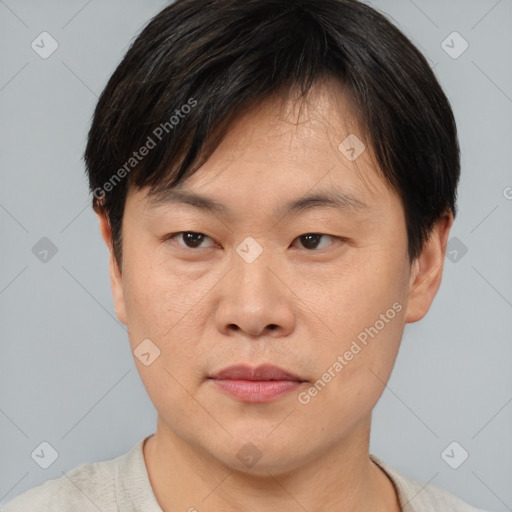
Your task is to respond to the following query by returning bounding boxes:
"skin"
[98,79,453,512]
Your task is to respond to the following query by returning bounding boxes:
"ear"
[97,212,128,325]
[404,211,454,323]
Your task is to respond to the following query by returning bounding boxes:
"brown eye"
[294,233,334,250]
[168,232,215,249]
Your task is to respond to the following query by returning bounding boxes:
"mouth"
[207,364,307,403]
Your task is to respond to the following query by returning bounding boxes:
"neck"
[143,416,401,512]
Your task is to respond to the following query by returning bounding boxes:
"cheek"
[120,251,210,418]
[120,244,218,376]
[297,246,409,395]
[121,243,184,329]
[300,249,407,340]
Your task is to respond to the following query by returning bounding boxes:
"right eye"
[165,232,216,249]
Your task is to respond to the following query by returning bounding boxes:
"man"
[3,0,489,510]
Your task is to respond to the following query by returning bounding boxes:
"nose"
[214,249,296,339]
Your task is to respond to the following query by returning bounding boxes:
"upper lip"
[209,364,305,382]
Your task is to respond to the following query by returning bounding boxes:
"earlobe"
[97,212,128,325]
[404,212,454,324]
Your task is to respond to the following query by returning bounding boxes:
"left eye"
[292,233,334,250]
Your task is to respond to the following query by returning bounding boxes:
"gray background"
[0,0,511,509]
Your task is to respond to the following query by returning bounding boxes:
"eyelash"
[164,232,342,252]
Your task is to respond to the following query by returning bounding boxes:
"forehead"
[135,80,396,216]
[211,79,364,160]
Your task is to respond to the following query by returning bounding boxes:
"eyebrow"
[147,186,367,218]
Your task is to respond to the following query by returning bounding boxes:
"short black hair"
[84,0,460,266]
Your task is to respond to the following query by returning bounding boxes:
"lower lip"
[210,379,303,403]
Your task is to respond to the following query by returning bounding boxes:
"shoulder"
[370,454,490,512]
[1,442,140,512]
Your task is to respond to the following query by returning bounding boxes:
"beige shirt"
[2,436,489,511]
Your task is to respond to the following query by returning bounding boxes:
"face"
[100,81,450,475]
